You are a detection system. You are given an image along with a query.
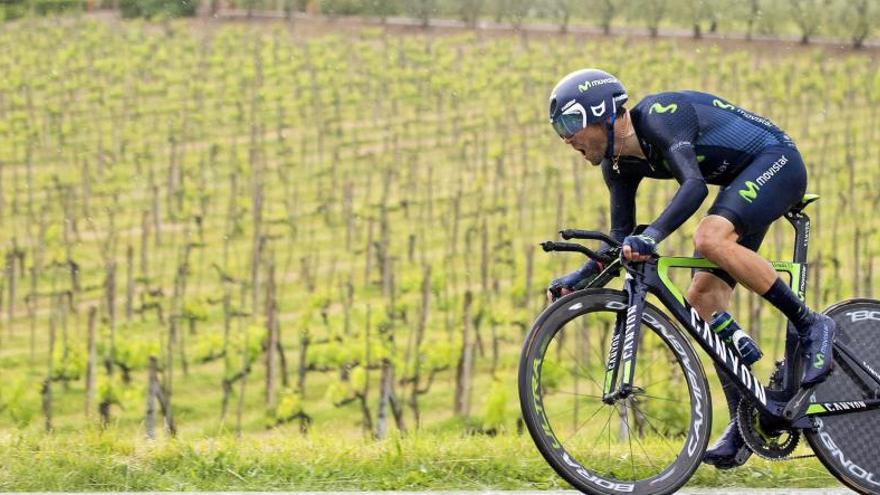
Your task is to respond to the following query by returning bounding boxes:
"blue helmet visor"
[551,112,584,139]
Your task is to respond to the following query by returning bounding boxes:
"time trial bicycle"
[518,193,880,495]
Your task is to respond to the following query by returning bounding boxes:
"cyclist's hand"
[547,260,602,303]
[546,286,574,303]
[622,234,657,262]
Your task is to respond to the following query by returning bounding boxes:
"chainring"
[737,400,800,460]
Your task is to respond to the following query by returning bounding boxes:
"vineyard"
[0,14,879,460]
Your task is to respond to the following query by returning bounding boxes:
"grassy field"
[0,14,878,489]
[0,428,839,490]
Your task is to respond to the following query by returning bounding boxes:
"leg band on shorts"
[693,267,737,289]
[707,205,748,237]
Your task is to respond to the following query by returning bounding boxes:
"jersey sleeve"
[638,98,708,242]
[602,161,643,245]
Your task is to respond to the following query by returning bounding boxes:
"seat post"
[784,209,810,265]
[784,193,819,265]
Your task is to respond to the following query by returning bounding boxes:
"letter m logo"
[739,181,760,203]
[713,99,735,110]
[649,102,678,114]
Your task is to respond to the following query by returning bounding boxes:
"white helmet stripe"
[562,101,587,129]
[560,98,577,112]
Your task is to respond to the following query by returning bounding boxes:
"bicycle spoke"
[551,317,688,464]
[621,401,659,474]
[629,401,684,457]
[635,393,685,403]
[625,403,636,480]
[553,389,605,400]
[639,375,677,390]
[562,401,612,446]
[591,403,614,448]
[560,330,607,391]
[607,405,612,463]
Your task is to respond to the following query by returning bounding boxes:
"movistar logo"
[755,154,788,186]
[713,99,735,110]
[578,77,617,92]
[739,181,760,203]
[649,102,677,114]
[814,353,825,369]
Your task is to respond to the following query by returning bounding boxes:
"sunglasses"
[551,112,586,139]
[551,101,588,139]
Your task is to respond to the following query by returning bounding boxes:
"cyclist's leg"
[689,228,769,416]
[707,145,834,385]
[702,145,805,291]
[690,229,768,469]
[689,226,769,319]
[687,272,740,423]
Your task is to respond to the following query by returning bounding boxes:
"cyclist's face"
[564,121,606,166]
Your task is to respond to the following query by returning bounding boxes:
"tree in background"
[550,0,578,33]
[677,0,713,38]
[633,0,668,37]
[119,0,197,18]
[788,0,832,44]
[743,0,762,40]
[588,0,616,35]
[320,0,366,16]
[407,0,435,27]
[492,0,506,23]
[836,0,877,49]
[0,0,85,19]
[458,0,484,28]
[372,0,397,23]
[506,0,530,29]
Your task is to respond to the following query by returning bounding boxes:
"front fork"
[602,273,649,403]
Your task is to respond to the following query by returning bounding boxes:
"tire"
[518,289,711,495]
[804,299,880,495]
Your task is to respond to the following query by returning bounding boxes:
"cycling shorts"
[694,145,807,288]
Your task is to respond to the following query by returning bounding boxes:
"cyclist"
[544,68,836,469]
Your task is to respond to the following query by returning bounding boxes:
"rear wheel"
[518,289,711,495]
[804,299,880,495]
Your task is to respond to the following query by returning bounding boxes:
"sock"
[761,277,814,332]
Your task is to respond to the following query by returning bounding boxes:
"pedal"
[734,445,752,465]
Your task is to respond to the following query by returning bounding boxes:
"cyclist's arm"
[602,161,643,245]
[638,101,707,242]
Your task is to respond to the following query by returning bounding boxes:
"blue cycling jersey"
[604,90,800,244]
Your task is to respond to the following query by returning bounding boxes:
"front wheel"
[518,289,711,495]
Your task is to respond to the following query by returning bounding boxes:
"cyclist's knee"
[694,216,737,259]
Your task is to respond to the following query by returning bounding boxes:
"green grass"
[0,428,839,490]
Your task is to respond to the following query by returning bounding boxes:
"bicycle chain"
[736,361,818,461]
[737,400,801,461]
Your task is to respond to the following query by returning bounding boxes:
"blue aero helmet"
[548,69,628,159]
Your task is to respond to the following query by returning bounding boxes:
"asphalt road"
[3,491,857,495]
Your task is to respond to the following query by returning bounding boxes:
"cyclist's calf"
[687,272,733,321]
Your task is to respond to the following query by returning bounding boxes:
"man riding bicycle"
[544,68,836,469]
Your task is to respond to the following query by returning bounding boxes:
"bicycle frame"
[594,203,880,426]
